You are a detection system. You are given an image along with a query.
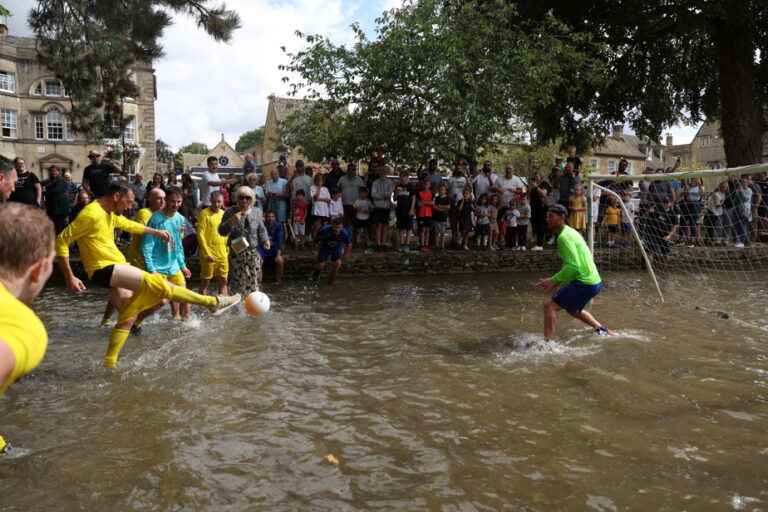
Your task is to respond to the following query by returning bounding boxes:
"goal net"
[585,164,768,303]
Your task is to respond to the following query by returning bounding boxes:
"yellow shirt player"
[0,203,56,454]
[56,182,241,368]
[604,202,622,246]
[196,191,229,296]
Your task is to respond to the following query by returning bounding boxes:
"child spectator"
[311,173,331,239]
[604,198,621,246]
[707,182,726,245]
[457,188,474,250]
[488,194,501,250]
[353,187,373,249]
[312,217,352,285]
[569,185,587,237]
[504,202,519,249]
[416,180,434,252]
[432,184,451,250]
[329,188,344,221]
[395,183,413,251]
[475,193,492,250]
[515,193,531,250]
[291,189,308,247]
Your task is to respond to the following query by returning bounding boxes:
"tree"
[235,126,265,153]
[156,138,174,163]
[0,4,11,17]
[281,0,605,167]
[28,1,240,141]
[508,0,768,167]
[177,142,209,155]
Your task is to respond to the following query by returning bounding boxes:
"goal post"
[584,163,768,302]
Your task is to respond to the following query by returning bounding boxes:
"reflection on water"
[1,273,767,511]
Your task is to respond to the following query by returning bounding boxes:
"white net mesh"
[585,165,768,302]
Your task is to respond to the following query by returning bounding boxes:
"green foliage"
[156,138,174,163]
[177,142,209,154]
[235,127,265,153]
[28,0,240,141]
[281,0,606,167]
[0,4,11,17]
[481,143,560,180]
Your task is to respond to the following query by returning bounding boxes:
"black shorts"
[608,225,619,234]
[353,218,369,229]
[396,214,412,231]
[371,208,390,225]
[417,217,432,229]
[90,265,115,288]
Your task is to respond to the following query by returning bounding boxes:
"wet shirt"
[552,225,601,285]
[316,225,352,254]
[55,200,146,277]
[142,211,187,276]
[0,282,47,394]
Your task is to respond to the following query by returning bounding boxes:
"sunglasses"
[238,196,254,202]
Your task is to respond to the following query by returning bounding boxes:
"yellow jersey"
[55,200,147,278]
[196,208,229,261]
[605,206,621,226]
[125,208,153,268]
[0,282,47,394]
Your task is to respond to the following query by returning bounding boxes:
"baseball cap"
[548,204,568,217]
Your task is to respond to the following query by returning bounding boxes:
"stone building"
[181,134,244,173]
[261,95,314,174]
[587,125,668,175]
[0,25,157,183]
[665,120,768,170]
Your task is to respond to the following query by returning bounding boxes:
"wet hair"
[207,156,218,165]
[0,203,55,279]
[165,186,183,200]
[107,182,132,196]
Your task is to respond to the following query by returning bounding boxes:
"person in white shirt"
[199,157,235,208]
[311,173,331,238]
[337,163,365,225]
[494,165,526,206]
[265,168,289,225]
[472,161,497,199]
[329,189,344,220]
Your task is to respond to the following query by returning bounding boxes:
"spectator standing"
[529,173,551,251]
[682,178,703,246]
[449,161,469,246]
[706,182,726,244]
[604,198,621,247]
[265,167,289,228]
[495,165,526,207]
[515,193,531,250]
[395,183,413,251]
[324,159,345,193]
[416,180,434,252]
[290,160,313,201]
[426,158,443,192]
[180,173,198,221]
[329,188,344,221]
[82,151,113,198]
[146,172,165,198]
[259,210,285,285]
[371,166,394,250]
[457,188,475,250]
[311,173,331,238]
[432,184,450,250]
[196,191,229,296]
[566,145,582,174]
[568,185,588,237]
[9,158,41,206]
[63,172,77,203]
[199,156,234,208]
[291,189,309,247]
[473,161,497,199]
[337,163,364,226]
[558,163,577,211]
[243,154,256,174]
[218,186,270,295]
[130,173,146,208]
[353,187,373,249]
[43,166,70,233]
[69,190,91,224]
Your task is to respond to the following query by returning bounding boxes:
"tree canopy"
[178,142,209,155]
[235,127,265,153]
[280,0,607,168]
[28,1,240,141]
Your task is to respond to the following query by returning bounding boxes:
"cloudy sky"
[4,0,698,151]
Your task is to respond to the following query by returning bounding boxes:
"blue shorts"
[318,248,343,263]
[553,281,603,314]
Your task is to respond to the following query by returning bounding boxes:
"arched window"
[32,78,66,97]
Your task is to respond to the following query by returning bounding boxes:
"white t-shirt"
[354,198,372,220]
[448,176,468,202]
[591,188,602,219]
[311,185,331,217]
[329,197,344,218]
[496,176,525,205]
[199,171,220,206]
[473,173,497,198]
[290,174,313,200]
[266,177,288,197]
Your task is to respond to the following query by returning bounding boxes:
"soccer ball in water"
[244,291,271,316]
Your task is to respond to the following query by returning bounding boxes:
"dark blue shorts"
[318,248,343,263]
[553,281,603,314]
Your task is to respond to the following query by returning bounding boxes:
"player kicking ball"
[535,204,614,340]
[56,182,242,368]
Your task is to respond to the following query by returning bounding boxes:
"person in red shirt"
[415,179,434,252]
[291,189,309,247]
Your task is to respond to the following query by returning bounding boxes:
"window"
[608,160,617,173]
[123,118,136,143]
[45,80,64,96]
[34,115,44,140]
[46,109,64,140]
[590,158,599,169]
[1,109,16,138]
[0,71,15,93]
[64,116,74,140]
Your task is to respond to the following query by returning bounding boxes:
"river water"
[1,273,767,511]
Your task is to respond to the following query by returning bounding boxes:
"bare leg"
[216,276,228,296]
[171,301,181,320]
[329,259,341,285]
[543,299,560,340]
[199,279,210,295]
[274,255,285,285]
[101,301,116,325]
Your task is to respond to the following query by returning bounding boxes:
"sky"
[4,0,698,151]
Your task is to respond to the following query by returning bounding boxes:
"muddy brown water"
[1,272,767,511]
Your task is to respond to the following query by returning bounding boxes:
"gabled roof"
[268,95,315,123]
[592,134,645,159]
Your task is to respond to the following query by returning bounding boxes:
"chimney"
[666,133,673,146]
[0,24,8,39]
[612,124,623,138]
